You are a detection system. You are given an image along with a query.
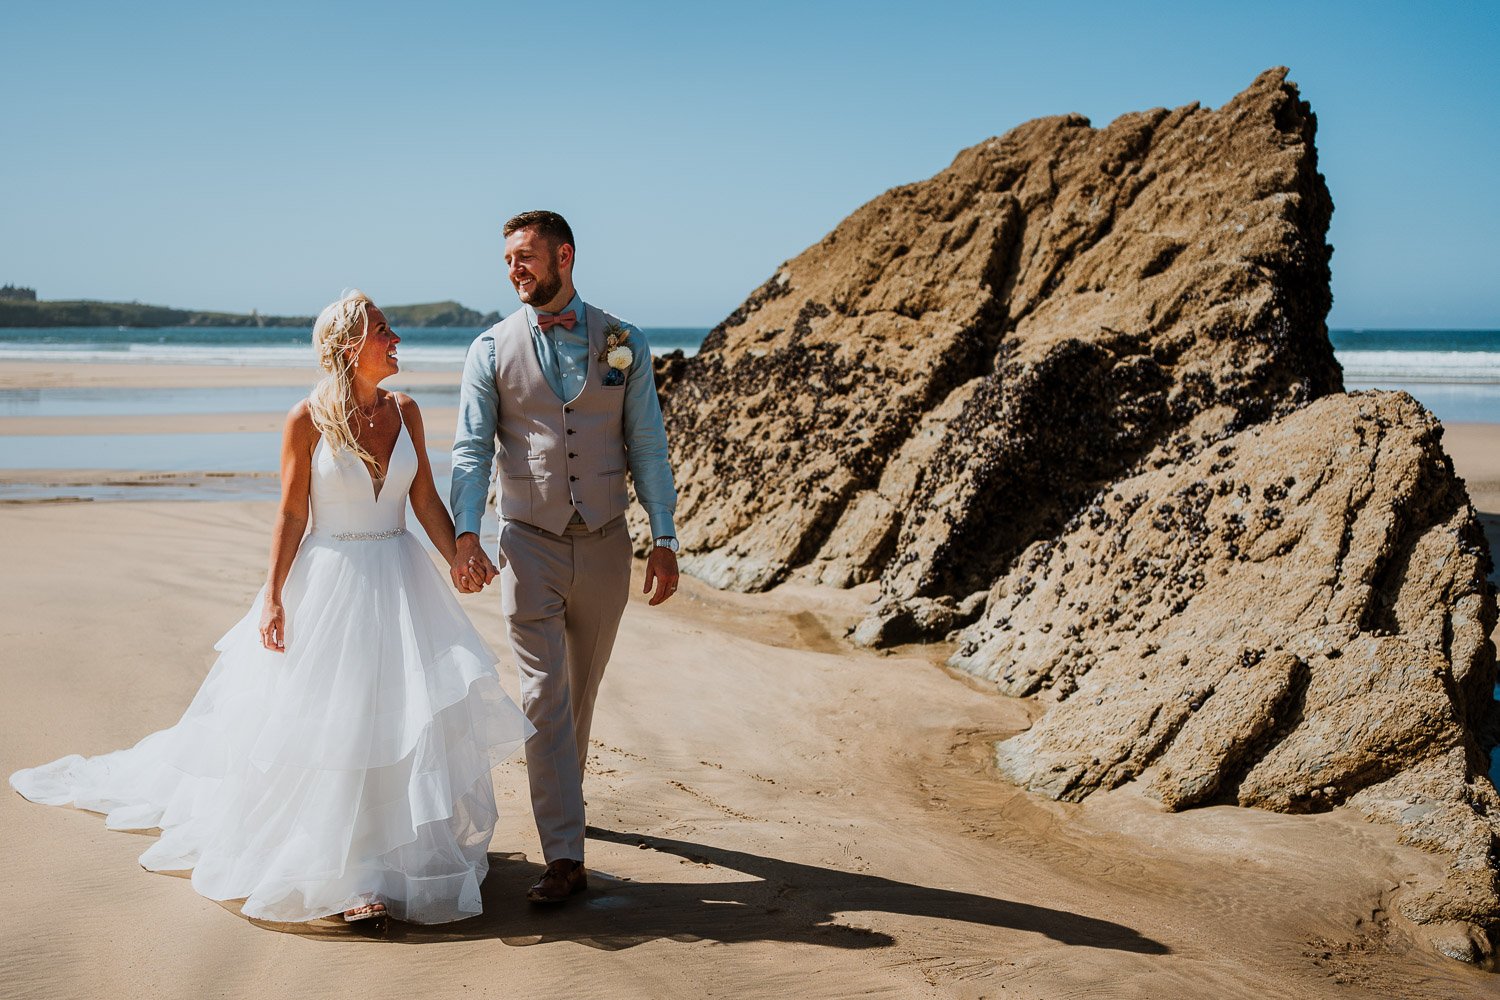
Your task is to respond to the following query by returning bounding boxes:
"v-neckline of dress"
[361,404,406,502]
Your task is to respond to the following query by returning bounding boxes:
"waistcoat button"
[570,475,578,482]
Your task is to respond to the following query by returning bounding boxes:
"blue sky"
[1,1,1496,327]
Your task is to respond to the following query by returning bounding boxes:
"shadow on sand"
[271,827,1170,954]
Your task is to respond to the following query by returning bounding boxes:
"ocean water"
[1332,329,1500,423]
[1330,328,1500,381]
[0,325,711,368]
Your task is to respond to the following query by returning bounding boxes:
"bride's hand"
[450,553,495,593]
[451,534,498,593]
[259,600,287,652]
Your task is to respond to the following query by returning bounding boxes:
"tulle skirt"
[9,530,532,924]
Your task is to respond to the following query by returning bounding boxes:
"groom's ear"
[554,241,574,273]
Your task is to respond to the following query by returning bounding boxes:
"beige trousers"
[497,515,632,863]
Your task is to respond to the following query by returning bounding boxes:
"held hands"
[448,532,676,601]
[644,546,680,606]
[452,533,499,594]
[259,599,287,652]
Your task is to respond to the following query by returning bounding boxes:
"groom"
[450,210,680,903]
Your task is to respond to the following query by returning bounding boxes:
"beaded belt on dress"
[331,527,406,541]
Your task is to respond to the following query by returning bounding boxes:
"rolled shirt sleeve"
[620,325,678,539]
[450,332,499,539]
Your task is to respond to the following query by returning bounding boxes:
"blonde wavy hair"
[309,289,377,467]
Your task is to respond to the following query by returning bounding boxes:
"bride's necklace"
[353,395,380,429]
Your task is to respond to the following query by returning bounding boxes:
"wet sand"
[1445,423,1500,510]
[0,361,459,390]
[1442,423,1500,587]
[0,410,462,439]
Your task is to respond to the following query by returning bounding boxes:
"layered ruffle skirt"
[10,531,532,924]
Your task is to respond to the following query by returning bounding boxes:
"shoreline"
[1443,423,1500,513]
[0,408,464,438]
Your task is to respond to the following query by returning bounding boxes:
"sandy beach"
[2,362,1497,1000]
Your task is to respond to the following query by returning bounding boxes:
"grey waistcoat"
[492,304,629,535]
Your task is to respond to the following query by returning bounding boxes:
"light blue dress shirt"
[451,292,678,541]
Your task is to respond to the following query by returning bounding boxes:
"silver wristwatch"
[654,536,679,553]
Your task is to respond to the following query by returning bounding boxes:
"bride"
[9,290,531,925]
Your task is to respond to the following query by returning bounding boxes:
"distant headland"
[0,286,502,329]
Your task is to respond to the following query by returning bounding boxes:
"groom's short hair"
[503,211,575,252]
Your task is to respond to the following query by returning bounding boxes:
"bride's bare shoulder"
[391,390,423,421]
[282,399,319,444]
[284,397,315,424]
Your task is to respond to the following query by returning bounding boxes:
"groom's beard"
[516,261,564,308]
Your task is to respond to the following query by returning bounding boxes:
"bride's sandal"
[343,900,387,923]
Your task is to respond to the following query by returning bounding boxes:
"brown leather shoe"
[526,859,588,903]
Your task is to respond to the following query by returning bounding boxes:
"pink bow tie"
[536,310,577,332]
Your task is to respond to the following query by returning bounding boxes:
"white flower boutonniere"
[599,322,633,386]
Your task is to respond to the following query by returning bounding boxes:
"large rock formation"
[647,68,1500,958]
[655,67,1339,641]
[950,391,1498,959]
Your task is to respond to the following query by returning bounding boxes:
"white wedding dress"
[10,410,532,924]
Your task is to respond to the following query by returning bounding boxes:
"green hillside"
[0,297,501,329]
[383,301,502,327]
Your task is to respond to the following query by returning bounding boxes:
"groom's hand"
[644,547,679,606]
[452,532,499,593]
